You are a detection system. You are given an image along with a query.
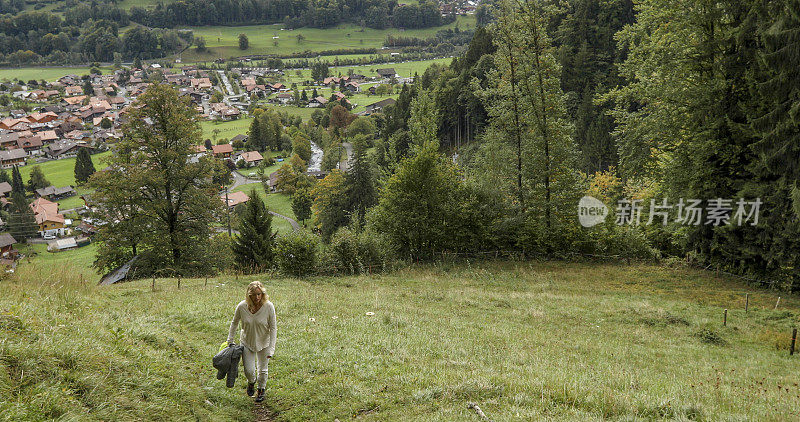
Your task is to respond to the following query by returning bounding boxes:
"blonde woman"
[227,281,277,402]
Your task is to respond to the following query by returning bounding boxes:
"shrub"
[319,227,394,275]
[275,230,319,276]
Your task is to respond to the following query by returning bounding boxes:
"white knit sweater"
[227,300,277,355]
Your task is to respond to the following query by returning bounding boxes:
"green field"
[2,261,799,420]
[200,118,252,141]
[0,67,114,82]
[18,151,111,188]
[231,182,297,234]
[180,15,475,62]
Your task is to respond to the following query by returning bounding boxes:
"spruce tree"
[74,148,96,184]
[9,192,37,241]
[0,169,10,184]
[232,189,275,273]
[345,137,376,224]
[248,117,263,151]
[11,165,24,195]
[26,166,50,193]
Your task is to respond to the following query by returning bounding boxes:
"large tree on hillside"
[88,83,222,276]
[232,189,275,273]
[475,0,581,249]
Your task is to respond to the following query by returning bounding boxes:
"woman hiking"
[227,281,277,402]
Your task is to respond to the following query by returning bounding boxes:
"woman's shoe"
[255,388,265,403]
[247,383,255,397]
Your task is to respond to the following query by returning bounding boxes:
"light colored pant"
[242,346,269,389]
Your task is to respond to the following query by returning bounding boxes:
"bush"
[319,227,394,275]
[275,230,319,276]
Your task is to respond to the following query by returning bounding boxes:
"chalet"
[37,130,59,143]
[0,233,17,257]
[43,140,92,159]
[221,190,250,208]
[364,98,397,114]
[16,136,43,154]
[62,95,87,107]
[0,182,12,197]
[237,151,263,167]
[0,133,19,148]
[345,81,360,93]
[376,68,398,79]
[0,149,27,168]
[191,78,213,90]
[30,197,66,237]
[35,185,77,201]
[231,134,248,145]
[27,112,58,124]
[191,144,207,154]
[269,83,285,92]
[64,86,83,96]
[211,143,234,158]
[308,96,328,108]
[210,103,241,121]
[274,92,293,104]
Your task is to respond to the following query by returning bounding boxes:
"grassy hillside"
[1,261,799,420]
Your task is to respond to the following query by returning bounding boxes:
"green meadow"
[0,67,114,83]
[1,261,799,420]
[179,15,475,62]
[232,182,297,234]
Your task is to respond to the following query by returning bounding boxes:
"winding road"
[228,171,300,231]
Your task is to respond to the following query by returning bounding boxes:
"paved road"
[339,142,353,172]
[217,70,234,96]
[230,170,262,191]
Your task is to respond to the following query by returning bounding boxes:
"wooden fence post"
[152,276,155,292]
[791,328,797,356]
[745,293,749,313]
[775,296,781,310]
[177,276,181,290]
[723,309,727,326]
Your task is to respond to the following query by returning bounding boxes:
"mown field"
[0,66,115,83]
[1,261,798,421]
[180,15,475,62]
[17,151,112,210]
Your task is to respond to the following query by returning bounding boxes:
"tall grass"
[1,261,799,420]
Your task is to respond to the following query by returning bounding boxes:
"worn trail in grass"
[1,261,798,421]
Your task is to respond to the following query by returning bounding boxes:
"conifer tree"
[74,148,96,184]
[11,165,24,195]
[345,136,376,224]
[8,191,37,241]
[232,189,275,273]
[26,166,50,193]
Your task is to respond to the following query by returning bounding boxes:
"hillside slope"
[1,261,798,420]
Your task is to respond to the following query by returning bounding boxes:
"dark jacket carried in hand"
[213,343,244,388]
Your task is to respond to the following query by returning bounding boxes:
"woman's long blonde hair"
[245,281,269,309]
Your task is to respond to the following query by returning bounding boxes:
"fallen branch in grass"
[467,402,492,421]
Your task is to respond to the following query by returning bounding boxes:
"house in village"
[237,151,263,167]
[0,149,28,168]
[35,185,77,201]
[211,143,234,159]
[220,191,250,209]
[376,68,398,79]
[30,197,66,238]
